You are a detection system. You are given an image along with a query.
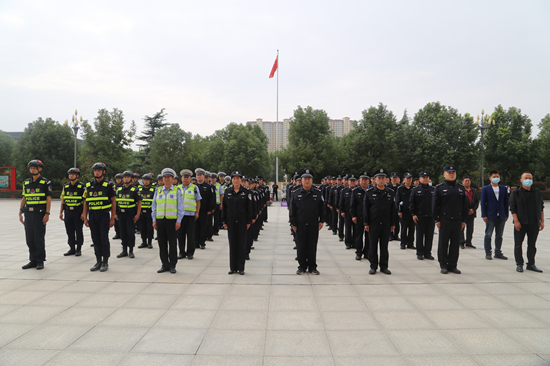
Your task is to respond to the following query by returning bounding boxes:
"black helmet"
[67,167,80,176]
[115,173,123,180]
[92,162,107,171]
[132,172,140,179]
[122,170,133,177]
[157,174,163,181]
[28,159,44,169]
[142,173,153,180]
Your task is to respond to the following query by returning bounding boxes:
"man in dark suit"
[480,170,509,260]
[460,176,479,249]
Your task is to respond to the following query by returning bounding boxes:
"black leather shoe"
[465,244,476,249]
[440,268,448,274]
[169,267,177,274]
[100,259,109,272]
[460,243,465,249]
[187,255,193,260]
[380,268,391,275]
[117,250,128,258]
[296,269,305,275]
[332,231,337,235]
[407,246,416,249]
[417,255,424,260]
[177,253,186,259]
[112,234,120,239]
[355,255,361,260]
[494,253,508,260]
[228,270,235,274]
[295,256,298,260]
[516,265,523,273]
[157,267,169,273]
[36,262,44,270]
[425,255,435,260]
[250,246,255,250]
[64,249,76,256]
[526,265,543,273]
[200,245,206,250]
[293,246,297,250]
[449,268,461,274]
[128,251,135,259]
[147,242,153,249]
[138,243,148,249]
[309,270,320,275]
[245,255,250,260]
[485,254,492,260]
[339,238,344,242]
[238,271,245,275]
[368,269,376,275]
[213,233,219,236]
[22,261,37,270]
[206,238,213,242]
[75,250,81,257]
[400,245,406,250]
[346,244,351,249]
[90,261,101,272]
[253,238,258,242]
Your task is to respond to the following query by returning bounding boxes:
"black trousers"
[344,213,354,246]
[273,191,278,201]
[460,215,475,245]
[119,211,136,248]
[296,222,319,271]
[114,216,120,236]
[207,210,213,239]
[400,212,415,247]
[157,218,178,268]
[194,211,208,247]
[89,210,111,258]
[140,209,154,242]
[331,207,338,233]
[437,219,462,269]
[213,205,220,234]
[393,217,400,239]
[326,204,332,225]
[368,222,391,270]
[178,215,196,257]
[338,213,345,239]
[24,211,46,262]
[514,223,539,266]
[64,208,84,249]
[354,219,369,257]
[416,216,435,257]
[227,220,247,271]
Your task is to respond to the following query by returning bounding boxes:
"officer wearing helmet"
[157,174,164,188]
[59,167,86,257]
[82,162,117,272]
[112,173,123,240]
[115,171,141,259]
[138,173,155,249]
[19,159,52,270]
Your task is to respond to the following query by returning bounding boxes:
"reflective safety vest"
[62,182,85,207]
[139,186,155,209]
[85,181,112,210]
[155,185,178,219]
[215,182,221,204]
[23,178,48,206]
[116,186,137,209]
[181,183,198,212]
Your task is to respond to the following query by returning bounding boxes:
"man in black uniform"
[138,173,155,249]
[59,167,85,256]
[195,168,215,250]
[290,169,325,275]
[222,171,253,275]
[364,169,397,275]
[83,162,117,272]
[112,173,123,240]
[131,172,142,234]
[329,176,342,236]
[19,159,52,270]
[116,171,141,259]
[340,175,356,249]
[351,172,370,260]
[336,175,347,241]
[396,172,415,250]
[410,171,435,260]
[386,172,401,241]
[432,165,469,274]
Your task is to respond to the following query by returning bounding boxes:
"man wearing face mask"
[509,172,545,273]
[480,170,509,260]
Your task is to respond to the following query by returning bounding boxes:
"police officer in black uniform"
[340,175,356,249]
[386,172,401,241]
[19,159,52,270]
[222,171,253,275]
[396,172,416,250]
[364,169,397,275]
[59,167,85,256]
[116,171,141,259]
[83,162,117,272]
[138,173,155,249]
[351,172,370,260]
[432,165,469,274]
[409,171,435,260]
[329,176,342,236]
[112,173,123,240]
[195,168,215,250]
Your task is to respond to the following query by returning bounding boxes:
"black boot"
[90,256,102,271]
[117,246,128,258]
[147,238,153,249]
[129,248,135,258]
[100,257,109,272]
[75,245,82,256]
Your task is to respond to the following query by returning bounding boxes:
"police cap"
[231,171,243,178]
[359,171,370,179]
[390,172,399,178]
[157,174,163,180]
[301,168,314,179]
[218,172,226,177]
[419,171,429,177]
[403,172,412,178]
[443,165,456,172]
[205,171,211,177]
[373,168,388,178]
[195,168,206,175]
[348,175,357,181]
[211,173,218,178]
[180,169,193,177]
[161,168,176,178]
[336,175,343,180]
[224,176,230,181]
[28,159,44,169]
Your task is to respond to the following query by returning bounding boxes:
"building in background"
[247,117,355,152]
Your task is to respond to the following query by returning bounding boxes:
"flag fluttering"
[269,56,278,78]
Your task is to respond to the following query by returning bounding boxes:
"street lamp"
[476,109,495,187]
[64,109,86,168]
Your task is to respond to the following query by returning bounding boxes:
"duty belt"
[22,207,45,213]
[120,208,136,213]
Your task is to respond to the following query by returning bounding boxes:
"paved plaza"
[0,198,549,366]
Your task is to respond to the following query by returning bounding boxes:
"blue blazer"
[480,184,509,219]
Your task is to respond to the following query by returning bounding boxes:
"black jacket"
[464,188,480,218]
[432,180,469,222]
[395,185,414,213]
[350,186,368,219]
[363,186,398,226]
[221,186,253,225]
[509,186,544,225]
[409,184,434,218]
[289,186,325,226]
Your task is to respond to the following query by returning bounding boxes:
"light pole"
[476,109,494,187]
[64,109,85,168]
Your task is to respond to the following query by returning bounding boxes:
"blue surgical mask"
[491,178,500,184]
[428,183,432,186]
[523,179,533,187]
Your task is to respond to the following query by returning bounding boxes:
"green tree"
[483,105,533,185]
[0,130,15,167]
[533,113,550,183]
[148,123,193,174]
[79,108,136,181]
[136,108,168,172]
[12,118,74,188]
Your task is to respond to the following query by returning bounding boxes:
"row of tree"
[1,103,549,189]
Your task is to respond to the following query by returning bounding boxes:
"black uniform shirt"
[350,186,367,219]
[23,175,52,209]
[289,186,325,226]
[116,184,141,211]
[432,180,469,222]
[339,186,353,213]
[221,186,253,225]
[61,180,86,210]
[409,184,435,218]
[363,186,398,226]
[197,182,214,212]
[395,185,414,213]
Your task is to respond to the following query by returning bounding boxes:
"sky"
[1,0,549,139]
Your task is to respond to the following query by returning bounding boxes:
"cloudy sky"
[1,0,549,138]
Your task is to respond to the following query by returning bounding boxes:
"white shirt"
[492,185,499,201]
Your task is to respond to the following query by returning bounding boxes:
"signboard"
[0,166,16,191]
[0,175,8,188]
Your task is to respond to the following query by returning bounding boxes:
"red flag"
[269,56,278,78]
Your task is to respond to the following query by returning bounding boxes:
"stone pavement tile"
[312,284,357,297]
[353,284,401,296]
[473,354,550,366]
[374,311,436,330]
[407,295,465,310]
[198,329,265,355]
[0,323,36,347]
[362,296,416,311]
[267,311,324,330]
[75,292,135,308]
[269,296,318,312]
[233,274,272,284]
[18,280,72,292]
[210,310,267,330]
[539,354,550,363]
[0,279,34,291]
[425,310,492,329]
[191,355,263,366]
[4,324,92,349]
[0,305,67,324]
[333,356,406,366]
[309,274,349,285]
[193,274,236,284]
[475,283,531,295]
[444,329,532,355]
[433,283,486,296]
[141,282,189,294]
[264,330,331,357]
[321,310,380,331]
[326,330,399,357]
[119,352,194,366]
[514,282,550,295]
[44,350,126,366]
[29,291,91,307]
[43,270,93,281]
[69,325,148,352]
[154,309,216,328]
[184,283,230,296]
[403,355,478,366]
[387,329,464,356]
[271,274,311,285]
[272,266,300,275]
[452,295,514,310]
[502,328,550,354]
[98,281,150,294]
[226,284,271,297]
[170,295,224,311]
[0,304,20,317]
[46,306,116,326]
[393,284,443,296]
[0,290,49,305]
[56,280,107,293]
[316,296,368,311]
[0,349,59,366]
[220,296,269,311]
[270,284,314,297]
[122,293,179,309]
[475,309,546,328]
[493,294,550,309]
[523,309,550,326]
[264,356,335,366]
[99,308,165,327]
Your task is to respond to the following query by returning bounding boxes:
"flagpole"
[275,49,279,190]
